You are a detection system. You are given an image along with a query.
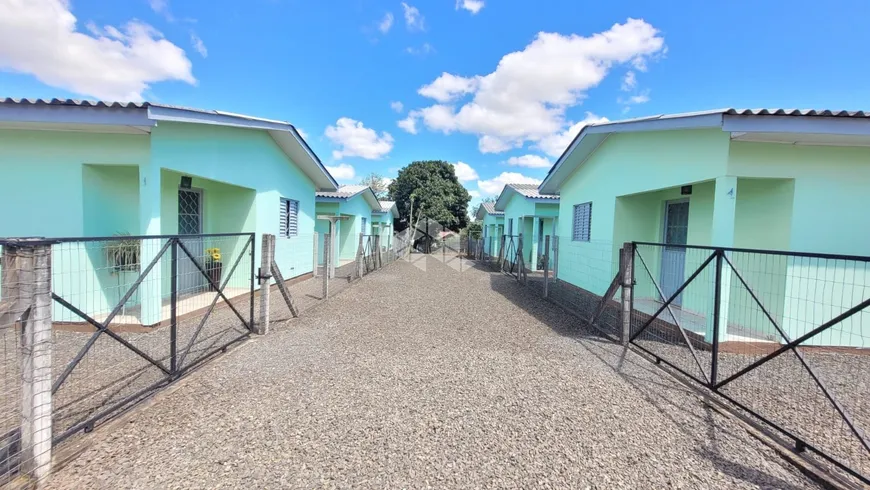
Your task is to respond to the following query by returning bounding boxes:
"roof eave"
[539,112,726,194]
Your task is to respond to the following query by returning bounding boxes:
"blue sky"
[2,0,870,208]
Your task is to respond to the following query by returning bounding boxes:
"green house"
[372,200,398,250]
[539,108,870,348]
[494,184,559,271]
[0,98,337,326]
[314,185,382,268]
[474,202,504,257]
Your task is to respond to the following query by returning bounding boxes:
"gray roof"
[315,185,369,199]
[540,107,870,194]
[0,97,339,191]
[506,184,559,200]
[476,202,504,220]
[1,97,148,109]
[481,202,503,215]
[378,200,396,213]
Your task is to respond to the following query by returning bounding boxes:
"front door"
[660,199,689,306]
[178,188,206,295]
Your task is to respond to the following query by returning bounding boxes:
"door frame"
[177,186,206,296]
[660,198,690,306]
[660,197,689,245]
[178,186,205,235]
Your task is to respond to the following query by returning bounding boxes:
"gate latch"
[257,267,272,282]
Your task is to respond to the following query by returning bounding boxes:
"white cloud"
[148,0,174,21]
[390,101,404,113]
[409,18,664,154]
[401,2,425,31]
[477,172,542,196]
[378,12,394,34]
[505,154,551,169]
[190,32,207,57]
[0,0,196,101]
[452,161,479,181]
[536,112,609,157]
[325,117,394,160]
[456,0,485,14]
[626,93,650,104]
[418,73,479,103]
[296,127,309,140]
[621,71,636,91]
[325,163,356,181]
[405,43,434,56]
[618,89,651,113]
[397,114,418,134]
[468,189,481,198]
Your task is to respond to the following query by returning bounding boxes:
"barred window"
[279,198,299,237]
[572,202,592,242]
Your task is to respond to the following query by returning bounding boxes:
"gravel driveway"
[44,255,818,489]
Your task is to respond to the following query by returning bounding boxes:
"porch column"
[531,217,541,270]
[706,176,737,344]
[138,161,163,326]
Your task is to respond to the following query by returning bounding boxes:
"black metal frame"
[49,233,255,444]
[629,241,870,485]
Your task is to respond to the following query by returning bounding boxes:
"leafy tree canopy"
[359,172,390,199]
[388,160,471,232]
[466,222,482,240]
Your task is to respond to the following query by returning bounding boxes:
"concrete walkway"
[45,255,817,489]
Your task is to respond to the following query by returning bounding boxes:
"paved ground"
[45,255,818,489]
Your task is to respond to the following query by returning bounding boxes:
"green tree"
[359,172,389,198]
[388,160,471,232]
[466,221,483,239]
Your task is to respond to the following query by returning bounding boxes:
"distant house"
[475,202,504,257]
[372,200,398,250]
[314,185,381,267]
[539,108,870,347]
[494,184,559,271]
[0,98,337,326]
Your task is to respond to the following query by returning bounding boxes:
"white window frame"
[280,198,299,238]
[572,202,592,242]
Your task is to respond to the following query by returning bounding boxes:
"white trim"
[723,114,870,136]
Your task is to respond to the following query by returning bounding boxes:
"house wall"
[557,129,730,296]
[332,195,375,261]
[150,122,319,281]
[729,141,870,347]
[315,202,340,265]
[0,128,150,321]
[481,214,503,256]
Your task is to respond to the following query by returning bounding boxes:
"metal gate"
[48,233,255,445]
[629,242,870,485]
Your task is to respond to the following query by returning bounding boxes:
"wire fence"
[629,243,870,485]
[473,233,870,486]
[0,233,255,485]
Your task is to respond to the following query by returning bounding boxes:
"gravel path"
[45,255,818,489]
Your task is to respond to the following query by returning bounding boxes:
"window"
[508,218,514,236]
[279,198,299,237]
[361,217,367,234]
[572,202,592,242]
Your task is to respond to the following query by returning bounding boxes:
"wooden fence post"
[621,242,634,345]
[356,233,364,280]
[3,242,54,482]
[552,235,560,280]
[517,234,525,283]
[312,232,318,278]
[376,235,382,269]
[543,235,550,298]
[257,234,274,335]
[498,235,506,269]
[323,234,331,300]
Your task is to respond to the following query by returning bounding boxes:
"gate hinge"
[256,267,272,281]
